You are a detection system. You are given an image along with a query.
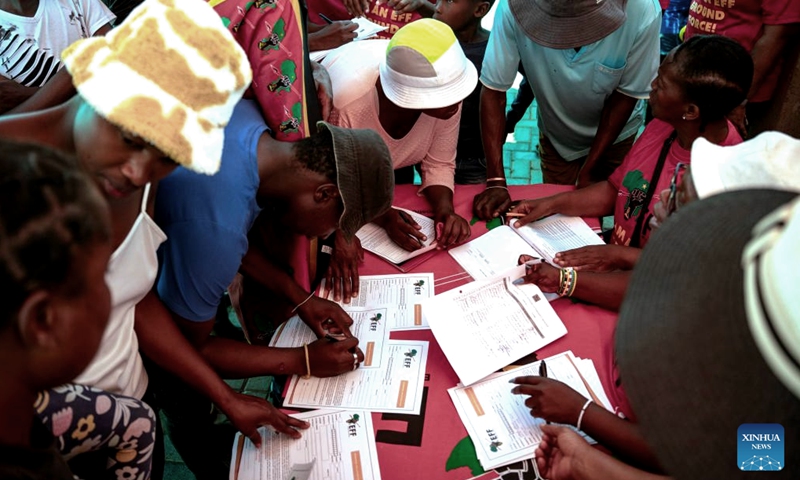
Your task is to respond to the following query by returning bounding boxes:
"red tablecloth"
[362,184,633,480]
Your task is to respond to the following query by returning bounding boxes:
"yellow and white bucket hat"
[62,0,252,175]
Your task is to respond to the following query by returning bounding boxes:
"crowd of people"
[0,0,799,478]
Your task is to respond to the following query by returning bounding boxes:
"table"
[363,184,633,480]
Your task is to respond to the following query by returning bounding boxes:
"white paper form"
[284,340,428,414]
[423,277,567,386]
[309,18,388,61]
[448,226,540,281]
[231,410,382,480]
[514,214,604,262]
[321,273,434,330]
[270,308,390,368]
[448,351,613,470]
[356,208,437,265]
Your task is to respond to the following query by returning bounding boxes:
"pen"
[539,360,551,424]
[325,333,345,342]
[319,13,334,24]
[505,212,526,218]
[399,210,425,247]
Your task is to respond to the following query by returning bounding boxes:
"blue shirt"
[155,99,266,322]
[481,0,661,160]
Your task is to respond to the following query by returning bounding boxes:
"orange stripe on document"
[397,380,409,408]
[414,304,422,325]
[465,387,485,416]
[364,342,375,366]
[351,451,364,480]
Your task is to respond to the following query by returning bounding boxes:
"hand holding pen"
[509,369,589,426]
[515,254,561,293]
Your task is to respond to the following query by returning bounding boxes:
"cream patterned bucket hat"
[62,0,251,175]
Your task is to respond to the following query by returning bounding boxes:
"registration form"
[231,409,381,480]
[284,340,428,414]
[448,351,613,470]
[321,273,434,330]
[424,277,567,386]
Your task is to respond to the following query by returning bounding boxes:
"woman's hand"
[325,230,363,302]
[509,197,556,228]
[297,296,354,337]
[553,244,639,272]
[434,210,470,249]
[222,393,309,447]
[510,376,589,425]
[374,208,428,252]
[308,21,358,51]
[307,336,365,377]
[518,254,560,292]
[535,424,595,480]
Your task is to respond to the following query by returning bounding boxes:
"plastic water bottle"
[661,0,691,56]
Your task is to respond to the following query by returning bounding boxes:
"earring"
[682,114,687,120]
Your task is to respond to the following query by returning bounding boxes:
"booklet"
[448,351,614,470]
[230,409,382,480]
[423,277,567,386]
[309,17,388,61]
[356,208,437,265]
[448,214,604,281]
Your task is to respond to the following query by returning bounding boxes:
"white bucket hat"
[378,19,477,110]
[691,131,800,199]
[62,0,252,175]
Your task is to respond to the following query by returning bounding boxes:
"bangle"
[487,177,507,183]
[302,343,311,379]
[576,399,592,431]
[291,292,314,314]
[567,270,578,297]
[486,185,508,191]
[557,268,575,297]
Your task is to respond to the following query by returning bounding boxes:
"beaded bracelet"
[567,270,578,297]
[302,343,311,379]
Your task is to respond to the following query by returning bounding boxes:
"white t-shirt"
[0,0,114,87]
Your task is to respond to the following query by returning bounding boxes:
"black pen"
[319,13,334,24]
[539,360,550,424]
[399,210,425,247]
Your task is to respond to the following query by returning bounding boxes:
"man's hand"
[553,245,639,272]
[473,186,512,220]
[375,208,428,252]
[434,210,470,249]
[308,21,358,51]
[518,254,560,292]
[535,425,595,480]
[510,376,589,425]
[509,198,556,228]
[343,0,370,17]
[222,392,309,447]
[325,230,363,303]
[307,336,365,376]
[297,296,354,337]
[310,61,334,121]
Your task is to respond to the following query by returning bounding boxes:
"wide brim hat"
[616,189,800,479]
[62,0,251,175]
[317,122,394,237]
[691,131,800,199]
[379,19,477,110]
[508,0,627,49]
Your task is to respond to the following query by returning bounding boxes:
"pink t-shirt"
[307,0,431,38]
[684,0,800,102]
[607,118,741,247]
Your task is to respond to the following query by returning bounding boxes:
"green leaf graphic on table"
[470,215,504,230]
[445,436,484,476]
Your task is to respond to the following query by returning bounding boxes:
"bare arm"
[472,86,511,220]
[0,76,38,114]
[577,90,638,188]
[511,180,618,228]
[748,23,800,100]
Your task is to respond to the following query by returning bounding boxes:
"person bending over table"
[150,98,394,479]
[512,35,751,311]
[321,18,476,301]
[0,1,308,476]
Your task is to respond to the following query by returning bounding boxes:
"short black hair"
[0,141,110,324]
[673,35,753,129]
[292,127,337,182]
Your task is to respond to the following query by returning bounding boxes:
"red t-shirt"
[307,0,431,38]
[607,118,742,248]
[684,0,800,102]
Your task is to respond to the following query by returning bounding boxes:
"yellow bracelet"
[303,343,311,379]
[568,270,578,297]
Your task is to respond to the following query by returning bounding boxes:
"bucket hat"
[617,189,800,478]
[508,0,627,49]
[379,19,477,110]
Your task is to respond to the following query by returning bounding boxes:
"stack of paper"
[320,273,435,330]
[448,214,604,281]
[230,409,382,480]
[448,351,613,470]
[356,208,437,265]
[272,316,428,414]
[423,277,567,386]
[309,17,388,61]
